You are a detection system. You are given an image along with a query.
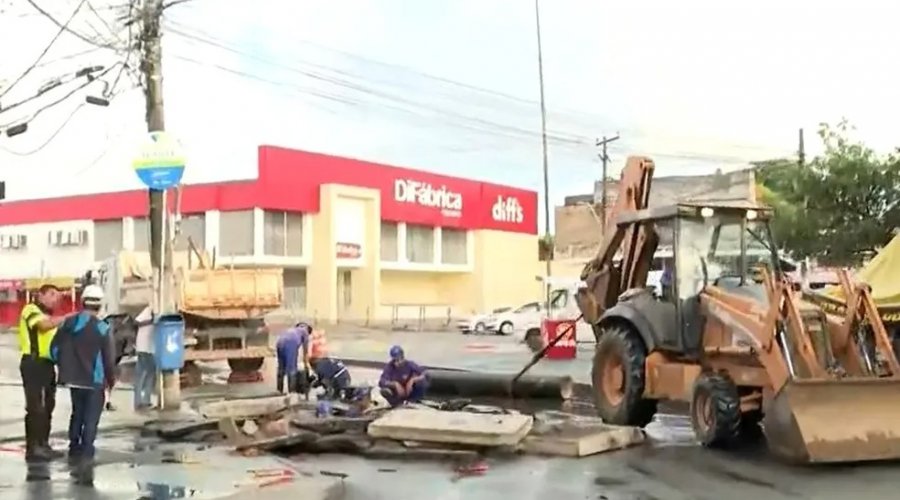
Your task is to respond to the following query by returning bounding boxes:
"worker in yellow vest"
[18,284,70,462]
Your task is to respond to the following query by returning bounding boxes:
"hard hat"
[82,284,104,304]
[389,345,404,360]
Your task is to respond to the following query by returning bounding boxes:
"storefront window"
[406,224,434,263]
[381,222,398,262]
[174,214,206,251]
[94,219,123,260]
[441,228,467,264]
[263,210,303,257]
[133,217,149,252]
[219,210,254,256]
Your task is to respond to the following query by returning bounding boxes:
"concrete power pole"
[596,134,620,236]
[140,0,180,410]
[798,128,805,167]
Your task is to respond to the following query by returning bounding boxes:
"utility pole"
[140,0,180,410]
[596,134,620,236]
[534,0,552,312]
[798,128,805,167]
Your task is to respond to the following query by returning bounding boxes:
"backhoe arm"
[576,156,658,324]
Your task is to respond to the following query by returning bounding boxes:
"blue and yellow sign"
[132,131,185,190]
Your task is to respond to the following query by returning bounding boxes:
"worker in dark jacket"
[310,356,351,399]
[50,285,116,486]
[378,345,428,407]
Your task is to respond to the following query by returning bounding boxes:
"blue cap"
[389,345,404,360]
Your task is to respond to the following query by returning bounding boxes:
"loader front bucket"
[765,377,900,464]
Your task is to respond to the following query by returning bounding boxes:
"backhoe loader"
[575,156,900,464]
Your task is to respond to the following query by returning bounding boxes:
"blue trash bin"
[154,314,185,371]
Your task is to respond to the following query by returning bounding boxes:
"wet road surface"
[2,331,900,498]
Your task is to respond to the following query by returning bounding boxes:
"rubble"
[147,395,645,462]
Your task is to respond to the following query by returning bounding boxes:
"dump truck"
[575,156,900,464]
[97,248,283,384]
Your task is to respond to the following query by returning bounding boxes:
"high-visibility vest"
[309,329,328,358]
[18,303,56,360]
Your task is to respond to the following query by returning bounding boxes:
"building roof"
[0,146,539,234]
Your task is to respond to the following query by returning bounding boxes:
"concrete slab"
[367,408,533,447]
[521,411,645,457]
[198,394,294,419]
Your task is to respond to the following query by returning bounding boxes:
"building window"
[283,269,307,310]
[219,209,254,256]
[174,213,206,251]
[133,217,149,252]
[380,222,398,262]
[441,228,467,264]
[94,219,123,261]
[263,210,303,257]
[406,224,434,263]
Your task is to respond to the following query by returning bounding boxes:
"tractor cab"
[600,202,780,359]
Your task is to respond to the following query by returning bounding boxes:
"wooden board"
[367,408,533,447]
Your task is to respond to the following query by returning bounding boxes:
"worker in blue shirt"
[49,285,116,486]
[310,356,351,399]
[378,345,428,407]
[275,322,310,394]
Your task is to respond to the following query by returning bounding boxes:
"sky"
[1,0,899,231]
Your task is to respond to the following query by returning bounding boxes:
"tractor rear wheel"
[591,325,657,427]
[690,372,741,448]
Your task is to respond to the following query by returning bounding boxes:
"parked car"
[457,307,511,334]
[485,301,545,335]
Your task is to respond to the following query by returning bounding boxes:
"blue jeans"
[380,379,428,407]
[134,352,156,409]
[68,388,105,459]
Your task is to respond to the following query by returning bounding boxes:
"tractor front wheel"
[690,372,742,448]
[228,357,264,372]
[591,324,657,427]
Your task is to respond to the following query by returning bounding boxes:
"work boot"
[38,441,64,460]
[25,445,53,463]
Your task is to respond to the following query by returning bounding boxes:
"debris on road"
[521,410,645,457]
[145,393,645,463]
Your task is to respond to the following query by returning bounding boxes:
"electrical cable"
[0,63,118,129]
[24,0,118,50]
[0,103,87,156]
[1,0,88,99]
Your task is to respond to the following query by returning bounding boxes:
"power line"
[1,64,118,130]
[1,0,88,99]
[24,0,119,50]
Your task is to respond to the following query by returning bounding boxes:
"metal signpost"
[132,131,185,410]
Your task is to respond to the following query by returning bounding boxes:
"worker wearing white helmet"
[49,283,117,486]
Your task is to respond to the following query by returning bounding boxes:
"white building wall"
[0,220,94,279]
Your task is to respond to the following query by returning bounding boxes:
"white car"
[457,307,511,334]
[484,302,545,336]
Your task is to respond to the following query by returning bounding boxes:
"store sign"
[336,242,362,259]
[393,179,463,218]
[491,195,524,224]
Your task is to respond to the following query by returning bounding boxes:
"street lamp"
[534,0,552,312]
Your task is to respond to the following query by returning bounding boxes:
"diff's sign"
[132,131,185,190]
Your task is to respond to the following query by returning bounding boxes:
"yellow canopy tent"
[824,234,900,317]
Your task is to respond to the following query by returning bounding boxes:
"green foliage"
[755,120,900,265]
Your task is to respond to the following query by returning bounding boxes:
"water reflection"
[24,461,50,482]
[137,482,198,499]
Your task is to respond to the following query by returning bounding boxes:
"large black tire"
[228,357,264,372]
[591,325,657,427]
[690,372,741,448]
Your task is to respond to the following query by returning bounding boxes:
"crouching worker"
[310,355,351,399]
[50,285,116,486]
[378,346,428,408]
[275,322,310,394]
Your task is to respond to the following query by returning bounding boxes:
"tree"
[755,120,900,266]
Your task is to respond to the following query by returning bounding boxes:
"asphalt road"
[324,329,900,500]
[1,329,899,499]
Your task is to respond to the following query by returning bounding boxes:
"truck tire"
[690,372,741,448]
[591,324,657,427]
[228,357,264,372]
